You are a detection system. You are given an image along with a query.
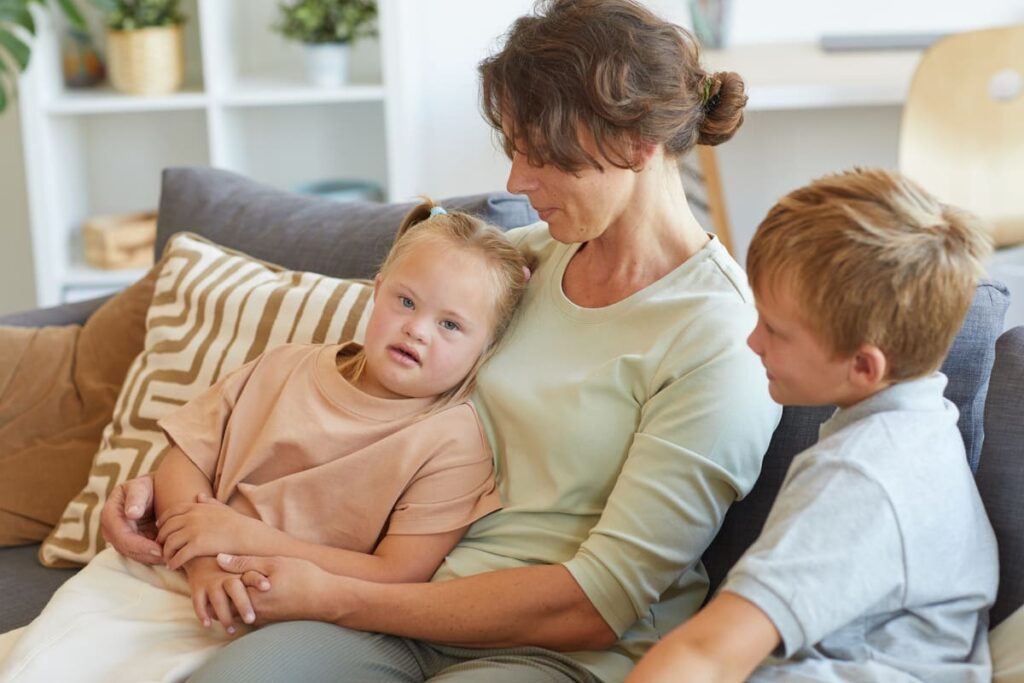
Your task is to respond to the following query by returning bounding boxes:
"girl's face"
[357,239,497,400]
[504,126,639,245]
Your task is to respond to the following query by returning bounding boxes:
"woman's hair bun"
[697,71,748,147]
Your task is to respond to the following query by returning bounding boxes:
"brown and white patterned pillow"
[40,232,374,567]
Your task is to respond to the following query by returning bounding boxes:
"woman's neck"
[563,165,709,308]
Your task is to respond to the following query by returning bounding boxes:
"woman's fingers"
[100,482,163,564]
[123,475,155,521]
[217,553,272,577]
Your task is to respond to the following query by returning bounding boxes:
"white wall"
[0,107,36,314]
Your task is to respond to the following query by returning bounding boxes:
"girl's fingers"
[240,570,271,591]
[167,543,199,571]
[155,502,194,529]
[224,578,256,625]
[207,587,238,634]
[191,589,212,628]
[161,529,187,564]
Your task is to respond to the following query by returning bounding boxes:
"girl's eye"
[400,296,414,309]
[441,320,460,332]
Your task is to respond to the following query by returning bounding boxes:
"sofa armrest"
[0,296,112,328]
[976,325,1024,628]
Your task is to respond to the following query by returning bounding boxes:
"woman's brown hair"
[479,0,747,172]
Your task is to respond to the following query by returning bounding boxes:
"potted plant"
[91,0,185,95]
[274,0,377,88]
[0,0,88,112]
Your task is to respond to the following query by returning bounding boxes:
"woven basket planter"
[107,25,184,96]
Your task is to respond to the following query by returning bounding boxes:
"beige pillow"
[40,232,374,567]
[993,604,1024,683]
[0,266,157,546]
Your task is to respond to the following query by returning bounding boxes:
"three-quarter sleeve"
[563,331,780,635]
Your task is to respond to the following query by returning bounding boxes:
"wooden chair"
[681,145,735,254]
[899,24,1024,248]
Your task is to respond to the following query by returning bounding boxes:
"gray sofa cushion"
[975,325,1024,628]
[703,280,1011,596]
[156,167,538,281]
[0,544,78,632]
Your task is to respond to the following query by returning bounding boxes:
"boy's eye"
[400,296,414,309]
[441,320,460,332]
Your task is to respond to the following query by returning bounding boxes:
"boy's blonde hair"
[343,198,532,408]
[746,168,992,381]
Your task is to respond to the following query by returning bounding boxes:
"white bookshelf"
[19,0,408,306]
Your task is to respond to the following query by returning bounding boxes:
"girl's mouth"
[388,344,421,366]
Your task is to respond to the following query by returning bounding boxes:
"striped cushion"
[40,233,374,567]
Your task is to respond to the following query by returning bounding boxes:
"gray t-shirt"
[722,373,997,682]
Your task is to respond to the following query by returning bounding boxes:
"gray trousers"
[187,621,603,683]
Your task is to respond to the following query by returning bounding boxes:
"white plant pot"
[303,43,350,88]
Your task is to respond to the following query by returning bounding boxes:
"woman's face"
[505,128,639,245]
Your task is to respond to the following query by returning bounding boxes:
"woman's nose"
[506,152,538,194]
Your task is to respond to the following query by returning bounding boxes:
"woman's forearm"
[324,563,618,651]
[153,446,215,518]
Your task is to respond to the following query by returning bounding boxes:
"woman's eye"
[441,320,460,332]
[400,296,414,309]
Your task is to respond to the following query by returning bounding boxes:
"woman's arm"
[219,553,618,651]
[625,593,779,683]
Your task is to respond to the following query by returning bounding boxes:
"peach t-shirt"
[158,342,500,553]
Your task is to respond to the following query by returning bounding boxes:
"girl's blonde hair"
[341,198,532,410]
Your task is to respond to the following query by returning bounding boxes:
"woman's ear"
[633,137,659,169]
[849,344,889,389]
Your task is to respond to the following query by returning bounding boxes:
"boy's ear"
[849,344,888,389]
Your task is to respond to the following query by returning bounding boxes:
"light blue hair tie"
[429,206,447,217]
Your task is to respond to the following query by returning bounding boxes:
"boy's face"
[747,280,860,408]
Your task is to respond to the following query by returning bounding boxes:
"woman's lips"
[536,208,557,222]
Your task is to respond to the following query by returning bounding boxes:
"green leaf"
[0,57,9,113]
[55,0,86,30]
[0,26,30,70]
[0,7,36,35]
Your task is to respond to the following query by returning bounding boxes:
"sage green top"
[433,223,781,682]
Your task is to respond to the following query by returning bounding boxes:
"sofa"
[2,167,1022,649]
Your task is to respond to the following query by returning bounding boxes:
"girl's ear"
[372,274,382,300]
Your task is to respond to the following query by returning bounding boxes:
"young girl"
[0,200,531,683]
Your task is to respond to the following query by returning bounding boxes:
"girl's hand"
[157,494,272,570]
[215,553,347,625]
[183,556,256,632]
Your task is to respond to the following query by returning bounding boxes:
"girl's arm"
[625,593,780,683]
[158,495,466,583]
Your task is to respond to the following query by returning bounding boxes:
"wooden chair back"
[899,24,1024,248]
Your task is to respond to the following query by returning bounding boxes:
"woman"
[103,1,779,681]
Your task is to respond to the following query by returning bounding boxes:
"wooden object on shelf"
[899,24,1024,249]
[107,25,185,95]
[83,212,157,270]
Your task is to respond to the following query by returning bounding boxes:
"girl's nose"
[404,318,429,343]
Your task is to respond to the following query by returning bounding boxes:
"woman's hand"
[215,553,345,626]
[183,555,256,632]
[100,475,163,564]
[157,494,275,570]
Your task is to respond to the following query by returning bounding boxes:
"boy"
[628,168,998,682]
